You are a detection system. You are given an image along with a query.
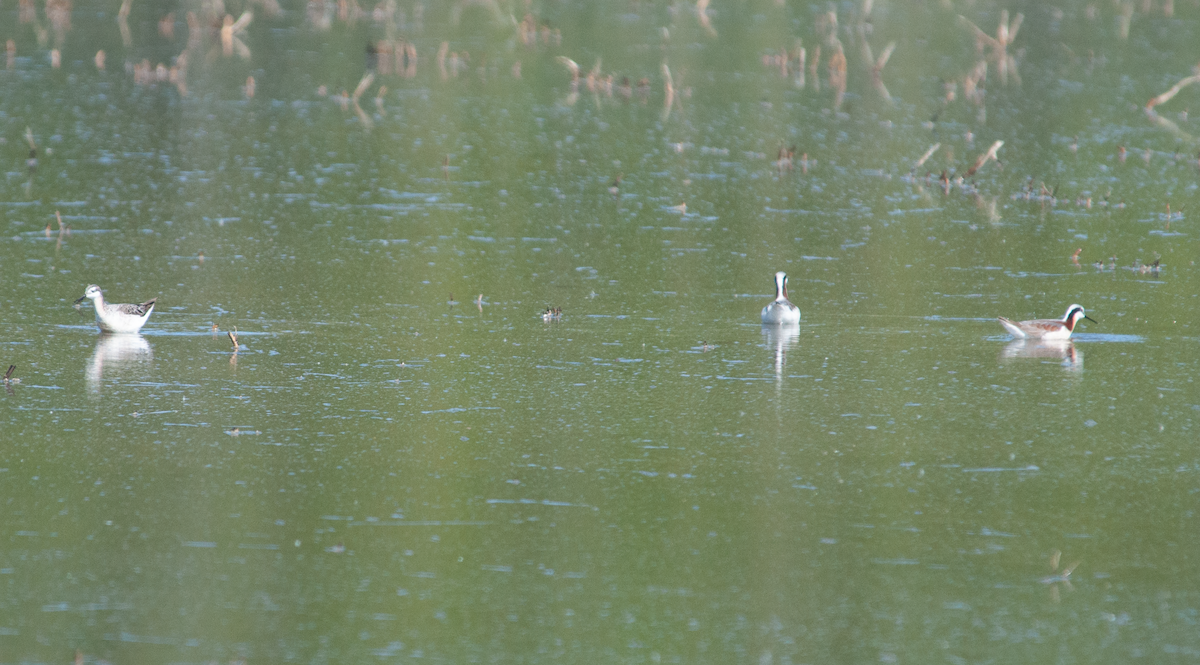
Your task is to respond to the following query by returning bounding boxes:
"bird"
[997,304,1095,340]
[761,271,801,325]
[74,284,157,333]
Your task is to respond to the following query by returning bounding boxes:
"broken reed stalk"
[696,0,717,37]
[828,40,847,110]
[661,62,675,121]
[1146,73,1200,111]
[352,72,374,102]
[437,41,449,80]
[965,140,1004,177]
[912,143,941,173]
[228,327,239,351]
[869,41,896,102]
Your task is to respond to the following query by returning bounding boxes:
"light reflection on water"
[85,333,152,395]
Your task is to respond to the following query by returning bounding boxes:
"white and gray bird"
[761,271,801,325]
[75,284,157,333]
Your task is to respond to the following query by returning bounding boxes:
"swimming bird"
[75,284,157,333]
[761,271,801,325]
[997,304,1094,340]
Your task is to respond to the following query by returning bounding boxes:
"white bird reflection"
[1000,339,1082,372]
[762,324,800,386]
[86,333,153,395]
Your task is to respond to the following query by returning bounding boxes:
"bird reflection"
[1000,339,1081,372]
[86,334,153,395]
[762,324,800,385]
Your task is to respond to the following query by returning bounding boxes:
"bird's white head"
[774,271,789,301]
[75,284,103,305]
[1063,304,1096,330]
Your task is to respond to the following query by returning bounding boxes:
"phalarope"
[761,271,801,325]
[75,284,157,333]
[997,304,1094,340]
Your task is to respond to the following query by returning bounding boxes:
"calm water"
[2,1,1200,662]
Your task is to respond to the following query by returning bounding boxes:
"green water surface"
[2,1,1199,662]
